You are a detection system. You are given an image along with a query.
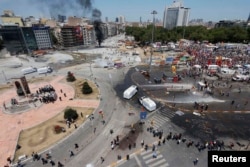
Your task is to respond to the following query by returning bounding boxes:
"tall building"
[0,25,27,54]
[60,26,84,48]
[32,25,53,49]
[0,10,25,27]
[163,1,190,29]
[119,16,125,24]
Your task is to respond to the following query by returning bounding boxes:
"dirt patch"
[14,107,93,162]
[65,78,99,99]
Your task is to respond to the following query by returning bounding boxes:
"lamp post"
[149,10,157,73]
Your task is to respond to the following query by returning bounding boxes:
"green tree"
[64,108,78,120]
[82,81,93,94]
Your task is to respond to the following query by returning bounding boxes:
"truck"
[37,66,53,74]
[123,85,138,99]
[21,67,37,75]
[139,96,156,111]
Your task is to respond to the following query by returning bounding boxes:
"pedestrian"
[75,143,79,149]
[102,120,105,125]
[57,161,63,167]
[100,157,105,163]
[59,97,62,101]
[111,144,115,150]
[141,140,144,147]
[128,144,131,150]
[205,104,208,111]
[162,138,166,144]
[158,140,161,146]
[69,150,74,157]
[60,89,63,93]
[7,156,11,164]
[64,93,67,97]
[193,158,199,165]
[74,123,77,129]
[94,127,96,134]
[152,144,155,151]
[231,100,235,105]
[80,112,83,118]
[145,144,148,151]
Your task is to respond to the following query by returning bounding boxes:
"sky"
[0,0,249,23]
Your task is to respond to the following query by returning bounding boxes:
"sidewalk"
[0,75,99,167]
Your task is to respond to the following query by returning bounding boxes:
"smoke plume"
[32,0,93,18]
[33,0,104,46]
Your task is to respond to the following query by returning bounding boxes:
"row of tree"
[125,25,250,44]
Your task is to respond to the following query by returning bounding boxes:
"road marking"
[149,158,168,167]
[145,154,163,164]
[134,155,143,167]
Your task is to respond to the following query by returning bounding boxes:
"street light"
[149,10,157,73]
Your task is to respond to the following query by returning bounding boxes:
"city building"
[215,20,248,28]
[82,25,95,46]
[24,16,39,27]
[0,10,25,27]
[60,26,84,48]
[32,24,53,49]
[106,22,118,37]
[67,16,90,26]
[119,16,124,24]
[58,15,66,23]
[163,0,190,29]
[0,25,28,54]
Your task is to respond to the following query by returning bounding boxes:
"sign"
[140,112,147,120]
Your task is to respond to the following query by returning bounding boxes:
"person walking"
[69,150,74,157]
[100,157,105,164]
[141,140,144,147]
[193,158,199,165]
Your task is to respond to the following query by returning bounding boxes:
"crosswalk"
[146,108,176,129]
[101,119,126,137]
[140,149,169,167]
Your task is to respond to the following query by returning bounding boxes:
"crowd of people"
[35,85,58,103]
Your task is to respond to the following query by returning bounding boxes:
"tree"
[82,81,93,94]
[66,71,76,82]
[64,108,78,121]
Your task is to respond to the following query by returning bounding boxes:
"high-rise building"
[32,25,53,49]
[60,26,84,48]
[163,1,190,29]
[119,16,125,24]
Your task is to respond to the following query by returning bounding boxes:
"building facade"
[60,26,84,48]
[163,1,190,29]
[0,25,27,54]
[32,25,53,49]
[0,10,25,27]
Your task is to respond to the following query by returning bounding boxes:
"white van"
[21,67,37,75]
[37,66,53,74]
[139,96,156,111]
[123,85,138,99]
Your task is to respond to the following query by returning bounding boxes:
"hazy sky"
[0,0,249,22]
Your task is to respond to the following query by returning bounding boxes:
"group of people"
[36,85,58,103]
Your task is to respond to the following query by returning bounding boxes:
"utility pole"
[149,10,157,73]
